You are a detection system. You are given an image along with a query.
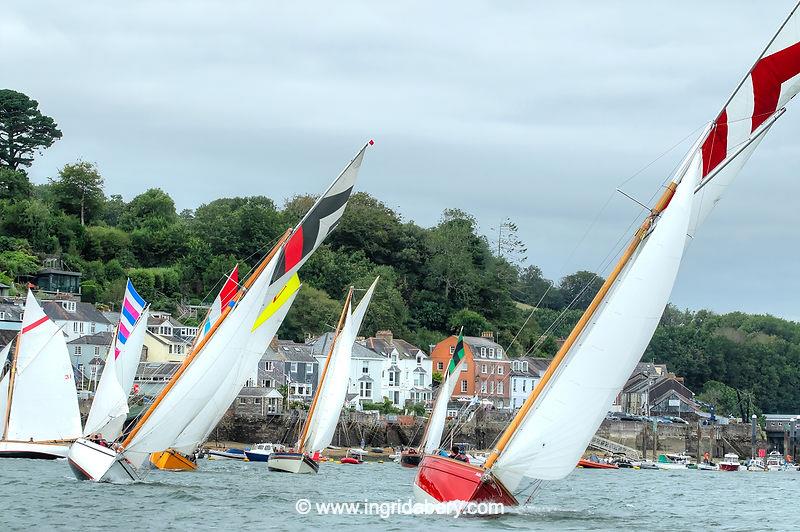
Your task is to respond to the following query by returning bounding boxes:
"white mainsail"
[491,154,700,492]
[4,292,82,442]
[83,308,150,440]
[302,277,378,454]
[422,337,465,454]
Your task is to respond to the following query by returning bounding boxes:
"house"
[67,331,114,387]
[430,332,512,408]
[509,357,550,409]
[42,298,112,342]
[233,387,284,417]
[616,362,698,417]
[134,361,181,397]
[267,339,319,403]
[363,330,433,408]
[34,258,82,295]
[0,299,23,331]
[0,283,10,297]
[142,312,196,363]
[310,332,385,408]
[649,377,697,417]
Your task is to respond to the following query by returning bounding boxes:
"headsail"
[421,333,466,454]
[196,266,239,344]
[301,277,378,454]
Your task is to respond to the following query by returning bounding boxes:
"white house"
[509,357,550,410]
[42,299,112,342]
[310,332,384,408]
[364,330,432,407]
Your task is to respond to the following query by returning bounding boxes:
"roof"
[238,386,278,398]
[269,340,316,363]
[310,332,383,360]
[102,311,120,325]
[147,314,191,329]
[68,331,114,346]
[364,334,427,360]
[37,268,81,277]
[462,336,508,360]
[0,283,10,289]
[510,356,549,377]
[0,330,16,350]
[135,361,180,379]
[42,300,110,324]
[0,303,23,322]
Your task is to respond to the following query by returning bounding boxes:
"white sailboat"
[83,280,149,443]
[414,3,800,505]
[268,277,378,474]
[67,142,372,482]
[0,292,82,459]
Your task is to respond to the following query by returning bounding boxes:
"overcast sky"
[3,1,800,319]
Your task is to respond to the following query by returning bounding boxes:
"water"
[1,458,797,531]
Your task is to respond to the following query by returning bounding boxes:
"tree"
[119,188,177,230]
[493,217,527,265]
[559,270,605,310]
[0,90,62,170]
[0,168,32,200]
[449,308,491,336]
[50,161,105,225]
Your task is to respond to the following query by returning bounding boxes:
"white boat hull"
[655,463,688,470]
[267,452,319,474]
[0,440,71,460]
[67,438,140,483]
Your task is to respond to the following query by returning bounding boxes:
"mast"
[483,182,678,471]
[2,334,21,440]
[297,287,353,453]
[121,228,291,449]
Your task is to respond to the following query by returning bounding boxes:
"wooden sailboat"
[268,278,378,474]
[0,292,82,459]
[401,332,467,468]
[68,142,372,482]
[414,4,800,505]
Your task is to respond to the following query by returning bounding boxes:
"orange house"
[430,332,511,408]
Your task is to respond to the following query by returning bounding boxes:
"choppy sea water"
[0,457,797,531]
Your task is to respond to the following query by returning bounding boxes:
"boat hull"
[267,452,319,474]
[0,440,71,460]
[400,453,422,468]
[243,450,270,462]
[577,459,619,469]
[414,454,517,506]
[67,438,140,483]
[150,449,198,471]
[719,463,740,472]
[207,449,246,460]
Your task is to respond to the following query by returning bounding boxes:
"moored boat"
[720,453,741,472]
[766,451,784,471]
[400,448,422,468]
[243,443,285,462]
[207,448,247,460]
[578,456,619,470]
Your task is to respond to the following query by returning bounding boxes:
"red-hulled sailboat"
[415,2,800,505]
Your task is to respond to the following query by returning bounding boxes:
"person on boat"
[438,448,449,457]
[450,446,470,463]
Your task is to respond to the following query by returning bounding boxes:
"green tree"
[0,250,40,278]
[449,308,491,336]
[0,90,62,170]
[119,188,177,230]
[0,168,32,200]
[278,285,340,342]
[50,161,105,225]
[559,270,605,310]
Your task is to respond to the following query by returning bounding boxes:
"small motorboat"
[655,453,692,470]
[400,448,422,468]
[243,443,285,463]
[341,449,365,464]
[577,455,619,469]
[207,448,247,461]
[747,457,766,471]
[766,451,784,471]
[719,453,741,472]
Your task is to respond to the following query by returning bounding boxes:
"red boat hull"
[719,463,740,472]
[340,457,361,464]
[414,454,517,506]
[577,459,619,469]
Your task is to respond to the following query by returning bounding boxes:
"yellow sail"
[251,273,301,332]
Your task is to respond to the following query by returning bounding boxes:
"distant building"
[34,258,82,295]
[617,362,698,417]
[364,330,432,407]
[234,387,284,417]
[262,339,319,403]
[143,311,195,363]
[0,283,11,297]
[430,332,511,408]
[67,331,114,388]
[42,299,112,342]
[134,361,181,397]
[0,299,23,331]
[311,332,384,407]
[509,357,550,409]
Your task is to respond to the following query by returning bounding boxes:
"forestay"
[303,278,378,454]
[491,154,700,493]
[5,292,81,442]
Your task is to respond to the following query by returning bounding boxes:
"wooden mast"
[297,287,353,453]
[2,334,21,440]
[121,228,291,448]
[483,182,678,471]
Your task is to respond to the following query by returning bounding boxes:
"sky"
[3,1,800,319]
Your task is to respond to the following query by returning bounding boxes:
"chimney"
[481,331,494,340]
[376,330,394,344]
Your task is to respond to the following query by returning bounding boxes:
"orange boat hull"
[150,449,198,471]
[414,454,517,506]
[577,459,618,469]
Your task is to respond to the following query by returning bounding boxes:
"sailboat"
[414,4,800,505]
[268,277,378,474]
[83,280,149,444]
[67,141,372,482]
[401,332,467,468]
[0,292,82,459]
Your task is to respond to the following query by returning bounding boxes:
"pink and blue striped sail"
[115,280,147,358]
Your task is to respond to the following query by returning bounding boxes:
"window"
[460,380,467,393]
[360,381,372,398]
[391,354,398,363]
[362,362,369,374]
[449,346,455,355]
[490,381,495,394]
[498,348,503,356]
[522,380,527,392]
[306,364,313,374]
[414,372,425,386]
[392,391,400,405]
[291,362,298,373]
[497,382,504,395]
[168,345,173,354]
[481,347,486,356]
[74,346,82,355]
[90,322,96,334]
[437,361,444,371]
[513,380,517,392]
[389,370,399,386]
[77,363,84,375]
[265,361,273,371]
[94,346,100,356]
[488,348,495,357]
[0,312,5,320]
[481,381,487,393]
[61,301,76,313]
[245,378,255,387]
[238,398,246,405]
[461,363,467,372]
[490,365,495,374]
[73,322,79,333]
[253,397,262,404]
[497,366,504,375]
[482,364,488,374]
[522,361,528,372]
[416,355,422,366]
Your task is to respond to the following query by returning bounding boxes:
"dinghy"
[268,278,378,474]
[0,292,82,459]
[67,142,372,482]
[414,4,800,505]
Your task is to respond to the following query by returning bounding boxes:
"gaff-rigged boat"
[268,278,378,474]
[401,333,468,468]
[415,3,800,505]
[0,292,82,459]
[67,142,372,483]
